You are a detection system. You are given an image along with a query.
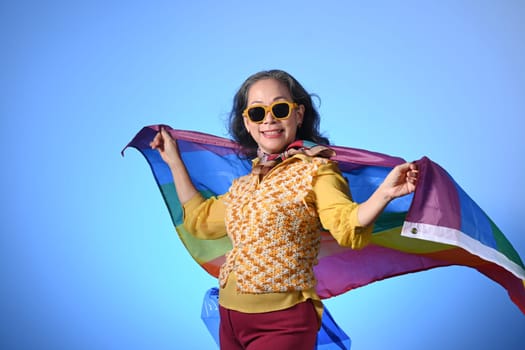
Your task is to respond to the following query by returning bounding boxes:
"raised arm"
[357,162,418,226]
[149,127,198,204]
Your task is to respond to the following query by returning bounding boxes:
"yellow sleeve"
[314,161,373,249]
[182,192,227,240]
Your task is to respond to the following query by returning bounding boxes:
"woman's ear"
[243,115,250,133]
[297,104,305,126]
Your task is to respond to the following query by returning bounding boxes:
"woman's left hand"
[357,162,419,226]
[380,162,419,200]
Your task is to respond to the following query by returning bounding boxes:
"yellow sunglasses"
[243,101,298,123]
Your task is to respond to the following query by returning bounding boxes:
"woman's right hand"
[150,126,198,203]
[150,126,181,167]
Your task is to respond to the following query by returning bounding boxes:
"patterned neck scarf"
[252,140,335,176]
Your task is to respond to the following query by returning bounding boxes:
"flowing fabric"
[123,125,525,314]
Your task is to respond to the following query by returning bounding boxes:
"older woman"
[150,69,418,350]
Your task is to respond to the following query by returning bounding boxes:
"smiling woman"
[243,79,304,154]
[127,121,525,350]
[229,69,330,159]
[148,69,419,349]
[3,1,524,349]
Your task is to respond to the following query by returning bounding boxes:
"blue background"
[1,0,524,349]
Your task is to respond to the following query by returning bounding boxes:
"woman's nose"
[262,110,276,124]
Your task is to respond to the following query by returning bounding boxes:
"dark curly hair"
[228,69,330,158]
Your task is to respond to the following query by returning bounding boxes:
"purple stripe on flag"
[171,128,240,156]
[314,244,450,299]
[122,126,241,158]
[177,135,240,157]
[122,126,157,154]
[332,144,405,171]
[406,157,462,230]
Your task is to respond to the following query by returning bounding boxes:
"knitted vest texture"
[221,156,328,293]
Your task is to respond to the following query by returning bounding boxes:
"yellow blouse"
[182,154,373,321]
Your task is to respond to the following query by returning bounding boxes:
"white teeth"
[263,130,282,135]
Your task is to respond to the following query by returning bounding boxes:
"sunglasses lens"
[272,103,290,119]
[247,107,266,122]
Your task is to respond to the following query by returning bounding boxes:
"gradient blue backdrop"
[1,1,524,349]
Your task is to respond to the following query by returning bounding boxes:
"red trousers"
[219,300,318,350]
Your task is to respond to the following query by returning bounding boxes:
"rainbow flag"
[123,125,525,314]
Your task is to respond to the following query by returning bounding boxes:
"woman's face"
[243,78,304,155]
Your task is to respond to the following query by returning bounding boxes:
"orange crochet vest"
[221,156,328,293]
